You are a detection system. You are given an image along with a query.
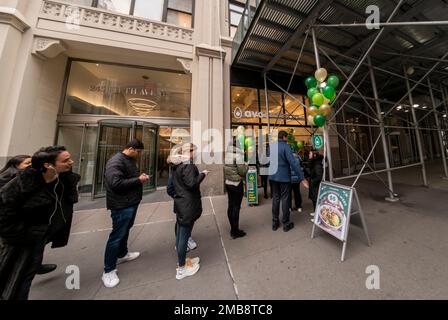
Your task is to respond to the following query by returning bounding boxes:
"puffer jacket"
[0,167,18,190]
[104,152,142,210]
[224,146,247,183]
[171,158,205,226]
[290,153,304,184]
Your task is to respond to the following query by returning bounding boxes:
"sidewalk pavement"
[30,176,448,299]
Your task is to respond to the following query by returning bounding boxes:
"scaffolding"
[232,0,448,200]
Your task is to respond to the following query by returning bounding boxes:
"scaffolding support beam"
[368,55,398,201]
[404,66,428,186]
[312,28,334,181]
[313,20,448,28]
[433,81,448,178]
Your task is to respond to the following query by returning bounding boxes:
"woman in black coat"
[171,144,208,280]
[0,155,31,189]
[0,149,80,300]
[308,150,324,210]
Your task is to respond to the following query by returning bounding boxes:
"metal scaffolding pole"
[341,109,351,175]
[312,28,333,181]
[368,56,398,201]
[404,66,428,186]
[263,73,270,135]
[430,79,448,178]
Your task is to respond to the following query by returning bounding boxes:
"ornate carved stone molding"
[39,0,194,44]
[195,44,226,60]
[32,37,67,60]
[177,58,192,73]
[0,6,30,33]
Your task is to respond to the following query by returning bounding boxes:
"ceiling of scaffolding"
[232,0,448,102]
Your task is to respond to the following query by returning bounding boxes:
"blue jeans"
[104,205,138,273]
[175,222,193,267]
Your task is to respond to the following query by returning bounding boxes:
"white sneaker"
[186,257,200,265]
[176,261,200,280]
[187,237,198,250]
[310,212,315,217]
[298,208,303,213]
[117,252,140,265]
[102,270,119,288]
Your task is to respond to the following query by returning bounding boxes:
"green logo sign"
[246,168,258,205]
[313,135,323,149]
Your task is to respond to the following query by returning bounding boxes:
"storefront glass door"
[93,119,158,198]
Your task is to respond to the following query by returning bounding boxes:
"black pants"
[16,240,46,300]
[261,175,269,197]
[271,181,292,226]
[226,182,244,234]
[290,183,302,209]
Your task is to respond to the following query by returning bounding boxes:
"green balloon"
[237,134,245,149]
[322,86,335,99]
[245,137,254,148]
[327,75,340,89]
[312,93,324,107]
[297,141,304,149]
[305,76,317,88]
[314,114,326,128]
[307,87,319,99]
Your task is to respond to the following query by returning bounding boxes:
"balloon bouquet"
[236,126,256,162]
[286,129,305,152]
[305,68,340,127]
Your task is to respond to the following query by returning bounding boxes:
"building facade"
[0,0,242,197]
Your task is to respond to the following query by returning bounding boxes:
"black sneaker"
[36,264,57,275]
[283,222,294,232]
[231,230,247,239]
[272,223,279,231]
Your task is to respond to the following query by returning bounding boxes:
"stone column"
[190,0,229,196]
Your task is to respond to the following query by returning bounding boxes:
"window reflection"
[97,0,132,14]
[63,61,191,118]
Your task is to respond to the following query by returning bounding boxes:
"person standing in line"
[269,131,308,232]
[0,146,80,300]
[171,143,208,280]
[224,140,248,239]
[308,149,324,212]
[167,153,198,252]
[0,155,32,189]
[290,149,303,213]
[102,139,150,288]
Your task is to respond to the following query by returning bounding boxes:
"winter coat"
[104,152,143,210]
[0,167,18,190]
[308,154,324,202]
[0,167,80,299]
[269,141,303,183]
[224,147,247,184]
[171,161,205,226]
[290,153,304,184]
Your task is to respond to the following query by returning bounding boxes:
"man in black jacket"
[0,146,80,300]
[102,139,150,288]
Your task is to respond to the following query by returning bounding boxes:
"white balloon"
[315,68,328,82]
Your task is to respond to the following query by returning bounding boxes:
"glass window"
[285,95,306,125]
[157,127,190,186]
[167,10,192,28]
[97,0,132,14]
[63,61,191,118]
[167,0,193,13]
[133,0,164,21]
[231,86,260,124]
[259,90,284,125]
[64,0,94,6]
[230,11,242,26]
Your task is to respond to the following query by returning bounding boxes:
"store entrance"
[93,119,159,199]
